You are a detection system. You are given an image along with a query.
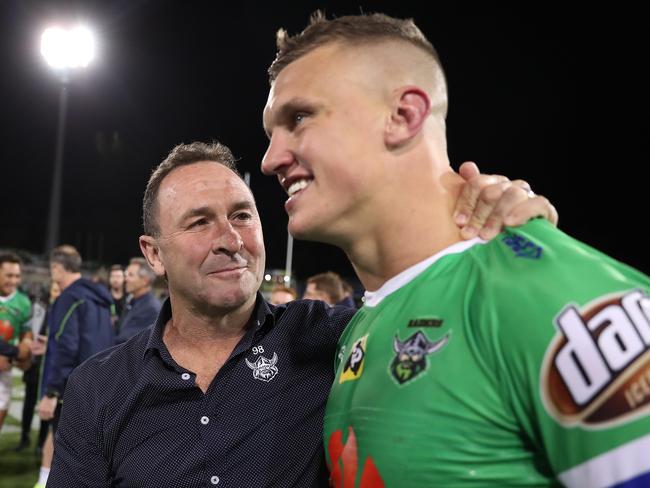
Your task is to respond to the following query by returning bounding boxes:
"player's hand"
[38,396,58,421]
[454,161,559,240]
[17,338,32,361]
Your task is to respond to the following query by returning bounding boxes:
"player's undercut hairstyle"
[50,245,82,273]
[268,10,443,83]
[143,141,241,237]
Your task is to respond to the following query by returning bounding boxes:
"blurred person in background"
[269,284,297,305]
[115,257,161,344]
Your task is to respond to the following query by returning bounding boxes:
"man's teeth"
[287,179,310,197]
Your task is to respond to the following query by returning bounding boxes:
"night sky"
[1,1,646,282]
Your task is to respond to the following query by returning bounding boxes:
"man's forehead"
[0,262,20,272]
[159,162,256,210]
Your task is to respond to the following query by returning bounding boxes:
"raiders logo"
[390,330,449,385]
[541,289,650,428]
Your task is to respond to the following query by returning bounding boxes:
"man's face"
[261,44,387,245]
[302,282,331,304]
[109,270,125,291]
[141,162,265,313]
[0,262,21,297]
[125,264,148,296]
[270,290,294,305]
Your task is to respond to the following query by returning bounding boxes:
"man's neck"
[59,273,82,291]
[165,294,256,346]
[163,294,257,393]
[131,287,150,300]
[345,171,465,292]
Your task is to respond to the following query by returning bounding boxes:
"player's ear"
[384,86,431,147]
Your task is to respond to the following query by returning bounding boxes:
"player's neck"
[346,172,464,292]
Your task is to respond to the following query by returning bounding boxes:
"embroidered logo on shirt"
[340,335,368,384]
[541,289,650,428]
[501,230,543,259]
[245,352,279,382]
[390,330,449,385]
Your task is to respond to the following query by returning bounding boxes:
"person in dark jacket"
[34,244,115,488]
[116,257,161,344]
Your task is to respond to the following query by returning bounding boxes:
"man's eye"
[189,218,208,228]
[292,112,309,127]
[234,212,253,221]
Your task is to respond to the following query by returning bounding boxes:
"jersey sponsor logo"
[501,230,543,259]
[390,330,449,385]
[245,352,279,382]
[328,427,385,488]
[407,317,443,328]
[541,289,650,428]
[340,335,367,384]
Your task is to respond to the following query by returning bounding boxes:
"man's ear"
[384,87,431,147]
[139,235,165,277]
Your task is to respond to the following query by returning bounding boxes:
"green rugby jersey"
[0,290,31,344]
[324,219,650,487]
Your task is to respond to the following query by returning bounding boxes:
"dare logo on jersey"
[541,289,650,428]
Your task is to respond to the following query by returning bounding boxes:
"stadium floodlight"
[41,26,95,70]
[41,25,95,253]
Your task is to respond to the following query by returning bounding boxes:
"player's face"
[0,262,21,297]
[141,162,265,313]
[261,44,386,245]
[109,270,125,291]
[124,264,148,296]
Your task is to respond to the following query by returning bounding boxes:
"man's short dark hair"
[142,141,240,237]
[50,245,82,273]
[0,252,22,268]
[110,264,124,273]
[269,11,440,83]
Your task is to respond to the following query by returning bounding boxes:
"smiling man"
[47,140,558,487]
[261,12,650,487]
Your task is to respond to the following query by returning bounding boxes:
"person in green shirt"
[261,11,650,487]
[0,252,32,433]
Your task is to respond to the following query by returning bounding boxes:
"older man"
[115,257,161,344]
[48,141,556,487]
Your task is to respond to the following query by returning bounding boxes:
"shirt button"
[201,416,210,425]
[211,475,220,484]
[181,373,191,380]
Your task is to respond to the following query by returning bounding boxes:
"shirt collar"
[143,292,275,360]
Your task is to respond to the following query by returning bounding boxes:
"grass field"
[0,369,40,488]
[0,431,40,488]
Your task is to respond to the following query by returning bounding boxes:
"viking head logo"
[391,331,448,385]
[245,352,279,382]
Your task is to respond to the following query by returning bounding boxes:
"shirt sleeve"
[48,367,112,487]
[478,222,650,487]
